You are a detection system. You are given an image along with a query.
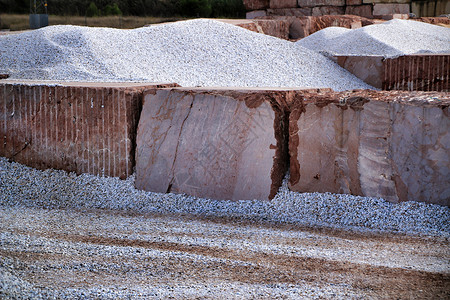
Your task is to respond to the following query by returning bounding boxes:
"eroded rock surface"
[135,88,297,200]
[289,90,450,206]
[0,81,176,178]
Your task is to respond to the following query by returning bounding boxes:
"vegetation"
[0,0,245,18]
[0,14,183,31]
[86,2,100,17]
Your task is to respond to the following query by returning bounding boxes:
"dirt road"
[1,205,449,299]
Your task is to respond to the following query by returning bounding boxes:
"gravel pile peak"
[0,19,372,91]
[297,19,450,58]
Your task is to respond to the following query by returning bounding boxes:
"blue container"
[29,14,48,29]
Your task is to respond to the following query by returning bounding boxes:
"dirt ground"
[1,206,449,299]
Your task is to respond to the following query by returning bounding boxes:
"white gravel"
[297,19,450,58]
[1,157,449,238]
[0,19,372,91]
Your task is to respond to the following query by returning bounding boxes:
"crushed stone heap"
[0,19,371,91]
[296,19,450,58]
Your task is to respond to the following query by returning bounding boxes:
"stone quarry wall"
[383,54,450,92]
[244,0,450,19]
[1,82,448,205]
[135,87,449,205]
[288,90,450,206]
[237,14,449,41]
[135,88,297,200]
[0,82,176,178]
[335,54,450,91]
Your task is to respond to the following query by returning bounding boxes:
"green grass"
[0,14,185,31]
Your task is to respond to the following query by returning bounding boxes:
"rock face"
[0,81,177,178]
[345,5,373,18]
[287,15,371,39]
[267,7,311,16]
[270,0,297,9]
[335,55,385,89]
[335,54,449,92]
[243,0,270,10]
[288,90,450,206]
[246,0,448,19]
[373,3,410,16]
[346,0,362,5]
[135,88,296,201]
[298,0,345,7]
[312,6,345,16]
[383,55,450,92]
[234,18,291,39]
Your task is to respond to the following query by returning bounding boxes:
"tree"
[86,2,99,17]
[178,0,211,17]
[112,3,122,14]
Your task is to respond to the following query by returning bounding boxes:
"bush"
[178,0,212,17]
[111,3,122,15]
[211,0,245,18]
[86,2,99,17]
[104,3,122,16]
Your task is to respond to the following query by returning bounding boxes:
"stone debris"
[0,19,372,91]
[1,157,449,237]
[296,19,450,57]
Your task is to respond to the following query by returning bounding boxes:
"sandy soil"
[1,206,449,299]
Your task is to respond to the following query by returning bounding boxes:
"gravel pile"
[297,19,450,58]
[0,19,372,91]
[1,157,449,238]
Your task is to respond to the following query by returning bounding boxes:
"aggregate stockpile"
[0,19,371,91]
[296,19,450,58]
[136,88,450,206]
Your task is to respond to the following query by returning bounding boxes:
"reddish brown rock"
[288,90,450,206]
[346,0,362,5]
[380,14,409,20]
[254,19,291,39]
[373,3,409,16]
[270,0,297,9]
[416,17,450,26]
[345,5,373,18]
[288,15,372,39]
[383,54,450,92]
[362,0,410,2]
[335,55,384,89]
[0,81,177,178]
[289,17,310,39]
[338,54,450,92]
[412,0,449,17]
[298,0,345,7]
[312,15,370,33]
[246,10,267,18]
[243,0,270,11]
[312,6,345,16]
[135,88,298,201]
[233,18,290,39]
[267,8,312,16]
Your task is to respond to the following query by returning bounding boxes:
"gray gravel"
[1,157,449,299]
[1,157,449,238]
[0,19,372,91]
[297,19,450,58]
